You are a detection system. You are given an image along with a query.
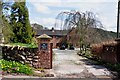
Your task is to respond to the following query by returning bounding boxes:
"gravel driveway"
[52,49,114,79]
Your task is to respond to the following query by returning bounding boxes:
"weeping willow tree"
[55,10,103,51]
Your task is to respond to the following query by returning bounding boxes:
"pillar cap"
[37,34,52,39]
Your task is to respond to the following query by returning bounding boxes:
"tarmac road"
[52,49,114,79]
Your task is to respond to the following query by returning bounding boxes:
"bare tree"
[55,10,103,52]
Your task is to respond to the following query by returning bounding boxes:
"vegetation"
[1,0,34,44]
[10,1,34,43]
[94,28,117,41]
[2,16,14,43]
[9,42,37,48]
[0,1,3,42]
[0,2,2,29]
[0,59,33,75]
[77,48,93,59]
[1,1,14,43]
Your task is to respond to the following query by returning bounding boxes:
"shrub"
[78,48,93,59]
[0,59,33,75]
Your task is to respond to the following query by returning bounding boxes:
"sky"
[26,0,118,32]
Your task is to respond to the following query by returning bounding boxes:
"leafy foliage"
[2,15,14,43]
[0,1,13,43]
[77,48,93,59]
[0,59,33,75]
[1,1,34,44]
[0,1,3,41]
[10,1,34,43]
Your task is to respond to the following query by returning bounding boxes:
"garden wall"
[102,44,117,63]
[91,39,120,64]
[2,46,39,67]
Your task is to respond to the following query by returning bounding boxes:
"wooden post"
[50,43,53,69]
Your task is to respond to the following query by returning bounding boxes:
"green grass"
[8,43,37,48]
[0,59,33,75]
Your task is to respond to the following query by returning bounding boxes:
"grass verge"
[8,43,37,48]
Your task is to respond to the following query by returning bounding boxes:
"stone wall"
[2,46,38,67]
[2,44,53,69]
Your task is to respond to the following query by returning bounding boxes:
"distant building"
[35,28,68,48]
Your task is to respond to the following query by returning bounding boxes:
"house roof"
[36,29,68,36]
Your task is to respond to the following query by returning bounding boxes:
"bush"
[0,59,33,75]
[78,49,93,59]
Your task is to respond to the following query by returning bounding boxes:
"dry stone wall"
[2,46,38,67]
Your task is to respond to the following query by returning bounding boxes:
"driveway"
[52,49,114,78]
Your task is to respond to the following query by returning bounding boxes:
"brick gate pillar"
[35,34,52,69]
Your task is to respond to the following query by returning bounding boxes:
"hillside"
[31,23,48,32]
[85,28,117,44]
[95,28,117,41]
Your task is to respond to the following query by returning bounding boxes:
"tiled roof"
[36,30,68,36]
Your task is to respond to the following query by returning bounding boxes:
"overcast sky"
[26,0,118,32]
